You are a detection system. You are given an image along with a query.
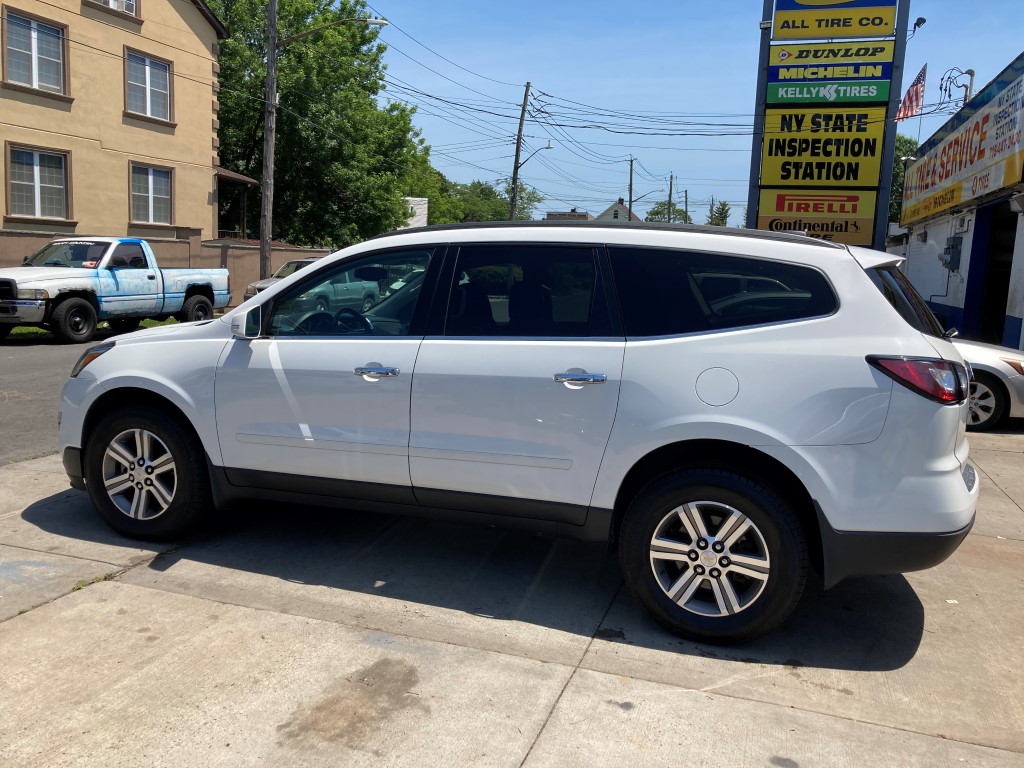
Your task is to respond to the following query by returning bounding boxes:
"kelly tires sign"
[768,41,893,104]
[758,189,877,245]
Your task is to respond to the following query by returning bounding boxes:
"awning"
[215,167,259,186]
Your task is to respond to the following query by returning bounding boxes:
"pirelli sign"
[757,189,877,245]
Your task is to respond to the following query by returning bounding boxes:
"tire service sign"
[767,41,893,105]
[772,0,897,41]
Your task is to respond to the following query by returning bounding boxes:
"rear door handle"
[554,372,607,385]
[355,365,400,380]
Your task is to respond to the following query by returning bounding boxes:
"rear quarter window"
[608,246,838,337]
[866,266,945,337]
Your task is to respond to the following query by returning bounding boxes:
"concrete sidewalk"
[1,434,1022,767]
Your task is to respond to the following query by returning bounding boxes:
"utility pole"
[684,189,689,223]
[667,173,674,224]
[259,0,279,280]
[627,157,634,221]
[509,81,531,221]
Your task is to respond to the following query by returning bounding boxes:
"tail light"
[867,356,968,404]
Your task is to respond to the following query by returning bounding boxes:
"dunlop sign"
[761,106,887,186]
[773,0,897,41]
[758,189,877,245]
[767,41,893,104]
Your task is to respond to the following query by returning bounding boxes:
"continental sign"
[761,106,886,187]
[773,0,897,41]
[758,189,876,245]
[902,70,1024,225]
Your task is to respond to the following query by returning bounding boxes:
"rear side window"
[608,247,837,337]
[867,266,945,337]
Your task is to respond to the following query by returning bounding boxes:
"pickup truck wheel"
[108,318,141,334]
[51,298,97,343]
[84,407,210,540]
[178,295,213,323]
[618,469,807,644]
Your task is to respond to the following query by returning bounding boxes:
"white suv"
[57,223,978,643]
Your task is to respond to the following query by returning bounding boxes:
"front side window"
[4,12,64,93]
[443,245,611,337]
[268,249,434,337]
[609,247,837,337]
[126,52,170,120]
[108,242,148,268]
[131,165,171,223]
[9,147,67,219]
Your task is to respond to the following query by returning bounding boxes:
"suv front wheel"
[619,469,807,644]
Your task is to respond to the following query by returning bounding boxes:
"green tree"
[210,0,421,247]
[446,180,544,222]
[644,200,692,224]
[889,134,920,222]
[706,197,731,227]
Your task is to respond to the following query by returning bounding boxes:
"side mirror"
[231,305,262,339]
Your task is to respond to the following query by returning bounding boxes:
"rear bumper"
[816,503,975,588]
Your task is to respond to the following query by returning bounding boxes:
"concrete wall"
[904,212,974,331]
[1,0,221,239]
[0,230,330,307]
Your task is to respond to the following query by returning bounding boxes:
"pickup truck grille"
[0,279,15,301]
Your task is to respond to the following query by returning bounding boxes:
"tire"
[0,325,11,341]
[315,296,330,312]
[618,469,808,644]
[84,406,211,540]
[51,298,97,343]
[177,295,213,323]
[108,318,142,334]
[361,295,376,313]
[967,372,1008,431]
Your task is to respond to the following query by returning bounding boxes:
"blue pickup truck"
[0,238,230,343]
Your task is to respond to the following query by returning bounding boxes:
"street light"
[259,13,388,279]
[509,141,551,220]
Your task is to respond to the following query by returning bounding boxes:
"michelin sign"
[768,41,893,104]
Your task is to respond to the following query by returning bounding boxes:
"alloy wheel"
[649,500,771,617]
[101,429,177,520]
[968,380,996,427]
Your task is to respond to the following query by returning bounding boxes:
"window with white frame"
[126,52,170,120]
[100,0,136,15]
[4,12,65,93]
[9,147,68,219]
[131,165,171,224]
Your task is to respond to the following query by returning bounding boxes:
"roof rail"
[368,220,847,249]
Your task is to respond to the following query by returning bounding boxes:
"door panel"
[96,243,161,316]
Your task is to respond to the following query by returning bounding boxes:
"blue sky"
[368,1,1023,223]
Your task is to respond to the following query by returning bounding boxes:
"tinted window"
[867,266,945,337]
[268,249,433,337]
[110,243,147,268]
[609,247,837,337]
[443,245,611,337]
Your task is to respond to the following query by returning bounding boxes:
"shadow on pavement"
[21,492,925,672]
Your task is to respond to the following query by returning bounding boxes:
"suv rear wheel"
[619,469,807,644]
[84,407,210,540]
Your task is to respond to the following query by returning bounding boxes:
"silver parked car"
[242,258,320,301]
[953,339,1024,430]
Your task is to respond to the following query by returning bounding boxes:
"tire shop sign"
[772,0,897,41]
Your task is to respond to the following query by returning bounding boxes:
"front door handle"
[147,274,156,280]
[354,365,400,381]
[554,372,607,385]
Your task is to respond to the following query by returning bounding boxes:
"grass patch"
[72,571,122,591]
[9,316,180,338]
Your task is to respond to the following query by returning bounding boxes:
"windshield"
[24,241,109,268]
[274,260,313,279]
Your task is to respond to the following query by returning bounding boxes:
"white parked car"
[57,223,977,643]
[953,338,1024,431]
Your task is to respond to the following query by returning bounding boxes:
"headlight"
[1001,358,1024,376]
[17,288,48,300]
[71,340,115,377]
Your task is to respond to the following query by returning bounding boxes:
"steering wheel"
[294,311,337,335]
[335,307,373,333]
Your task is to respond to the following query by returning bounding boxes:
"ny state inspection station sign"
[767,41,893,104]
[772,0,897,41]
[761,106,886,185]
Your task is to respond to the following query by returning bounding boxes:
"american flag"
[896,65,927,121]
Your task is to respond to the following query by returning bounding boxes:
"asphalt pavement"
[1,339,1023,767]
